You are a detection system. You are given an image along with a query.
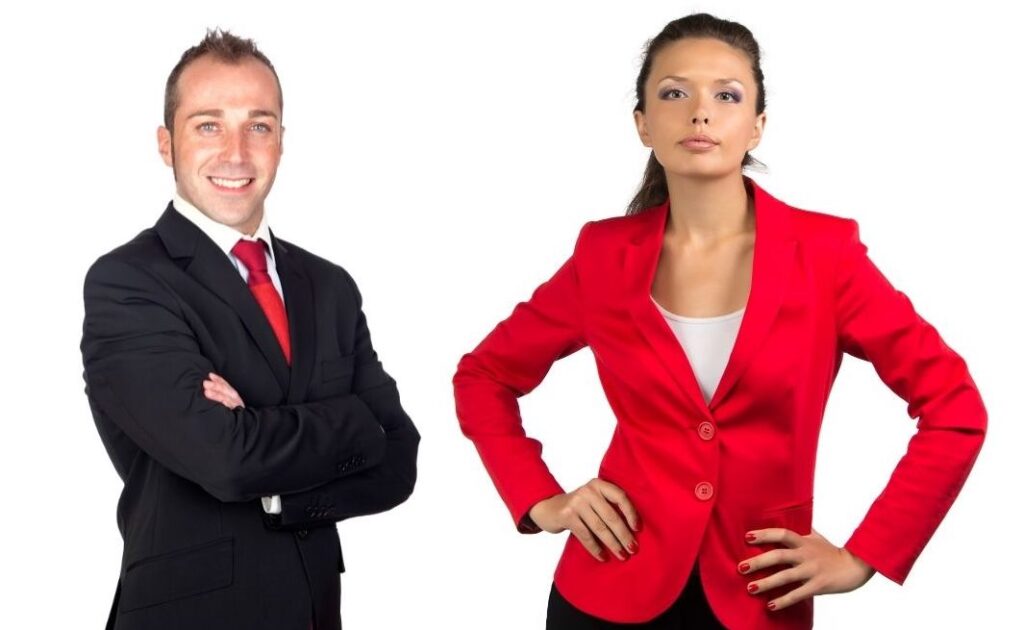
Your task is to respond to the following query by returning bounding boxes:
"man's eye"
[251,122,271,133]
[197,122,218,132]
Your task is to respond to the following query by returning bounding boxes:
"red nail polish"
[745,532,757,542]
[767,602,776,611]
[738,562,750,573]
[627,541,639,554]
[747,583,759,594]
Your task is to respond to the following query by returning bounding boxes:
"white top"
[652,297,745,404]
[173,194,283,515]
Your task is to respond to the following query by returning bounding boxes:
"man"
[81,30,419,630]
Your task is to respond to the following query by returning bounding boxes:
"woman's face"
[634,37,765,181]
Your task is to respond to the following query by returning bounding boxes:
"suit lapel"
[272,234,317,405]
[155,205,291,393]
[623,176,796,416]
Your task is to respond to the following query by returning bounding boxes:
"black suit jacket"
[81,204,420,630]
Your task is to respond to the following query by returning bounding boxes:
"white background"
[1,1,1019,628]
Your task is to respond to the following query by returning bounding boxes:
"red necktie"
[231,239,292,364]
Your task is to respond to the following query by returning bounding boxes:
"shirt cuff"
[261,495,282,514]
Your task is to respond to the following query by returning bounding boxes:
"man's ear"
[157,126,173,167]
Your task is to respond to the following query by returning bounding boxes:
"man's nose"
[221,129,249,162]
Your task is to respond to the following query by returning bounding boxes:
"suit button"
[697,422,715,441]
[297,529,309,539]
[694,481,714,501]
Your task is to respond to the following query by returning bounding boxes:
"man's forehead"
[176,57,281,116]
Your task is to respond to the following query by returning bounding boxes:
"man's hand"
[203,372,245,409]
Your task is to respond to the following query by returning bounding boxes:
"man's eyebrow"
[184,109,279,119]
[186,109,224,119]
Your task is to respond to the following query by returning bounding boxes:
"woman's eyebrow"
[657,75,746,87]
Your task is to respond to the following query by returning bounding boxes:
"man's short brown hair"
[163,29,282,132]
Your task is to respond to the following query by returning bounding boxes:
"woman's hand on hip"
[739,527,876,611]
[528,478,641,562]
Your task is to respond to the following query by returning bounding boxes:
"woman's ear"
[634,110,653,148]
[746,112,766,152]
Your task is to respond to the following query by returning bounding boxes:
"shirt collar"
[172,193,277,264]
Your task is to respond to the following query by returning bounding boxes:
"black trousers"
[546,565,726,629]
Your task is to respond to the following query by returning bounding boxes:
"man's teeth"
[210,177,252,189]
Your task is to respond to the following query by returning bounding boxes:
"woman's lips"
[680,138,718,151]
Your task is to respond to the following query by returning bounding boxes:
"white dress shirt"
[653,297,745,404]
[173,194,283,514]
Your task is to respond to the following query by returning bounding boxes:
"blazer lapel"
[155,205,291,393]
[625,202,712,417]
[623,176,796,417]
[708,179,796,410]
[272,234,317,405]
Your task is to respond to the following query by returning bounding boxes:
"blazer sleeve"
[267,271,420,530]
[81,256,388,504]
[833,219,987,584]
[452,222,591,533]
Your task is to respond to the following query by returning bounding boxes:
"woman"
[452,13,986,630]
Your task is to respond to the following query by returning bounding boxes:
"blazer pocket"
[750,497,814,536]
[119,537,234,612]
[322,354,356,384]
[743,499,815,618]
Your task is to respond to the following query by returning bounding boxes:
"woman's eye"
[718,91,741,103]
[662,88,686,99]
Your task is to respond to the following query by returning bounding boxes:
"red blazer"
[452,176,986,628]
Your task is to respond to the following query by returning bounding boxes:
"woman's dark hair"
[626,13,767,215]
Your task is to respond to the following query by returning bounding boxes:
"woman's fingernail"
[745,532,757,542]
[748,583,759,594]
[738,562,750,573]
[767,602,777,611]
[627,541,639,554]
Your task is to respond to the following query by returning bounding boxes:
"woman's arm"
[452,222,641,560]
[833,218,987,584]
[452,224,592,532]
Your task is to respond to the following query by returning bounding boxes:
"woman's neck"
[664,173,753,245]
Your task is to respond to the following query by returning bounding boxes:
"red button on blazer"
[452,176,986,628]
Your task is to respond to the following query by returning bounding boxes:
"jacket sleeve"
[267,273,420,530]
[452,223,591,532]
[81,256,388,503]
[834,219,987,584]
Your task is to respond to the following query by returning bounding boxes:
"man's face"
[157,55,283,235]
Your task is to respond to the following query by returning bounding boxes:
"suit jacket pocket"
[119,536,234,612]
